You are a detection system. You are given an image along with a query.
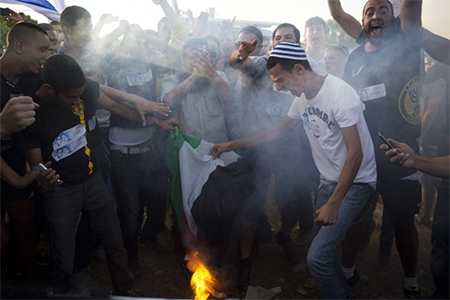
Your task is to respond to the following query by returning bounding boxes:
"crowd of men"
[1,0,449,299]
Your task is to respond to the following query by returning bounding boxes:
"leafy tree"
[1,13,38,50]
[325,19,359,51]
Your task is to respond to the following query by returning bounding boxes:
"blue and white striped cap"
[269,42,307,61]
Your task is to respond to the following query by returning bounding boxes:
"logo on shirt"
[398,76,421,125]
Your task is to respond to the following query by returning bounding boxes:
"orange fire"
[188,252,217,300]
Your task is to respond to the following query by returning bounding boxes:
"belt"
[110,145,154,154]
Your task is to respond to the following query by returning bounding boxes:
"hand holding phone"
[33,163,48,174]
[0,8,10,16]
[378,131,395,149]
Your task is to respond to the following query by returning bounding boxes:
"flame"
[188,252,217,300]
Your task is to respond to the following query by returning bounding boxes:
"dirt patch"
[87,191,435,299]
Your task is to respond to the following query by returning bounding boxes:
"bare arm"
[163,72,200,107]
[381,139,449,178]
[23,148,63,189]
[228,39,258,71]
[400,0,423,36]
[421,29,450,65]
[0,156,34,189]
[314,124,363,226]
[327,0,362,40]
[99,84,171,125]
[209,115,301,158]
[0,96,39,137]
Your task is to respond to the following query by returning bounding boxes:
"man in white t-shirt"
[209,42,377,299]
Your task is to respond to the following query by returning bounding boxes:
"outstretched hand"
[237,39,258,61]
[209,142,232,159]
[132,99,172,125]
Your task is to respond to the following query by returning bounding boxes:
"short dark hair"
[239,26,263,44]
[157,17,168,31]
[272,23,301,43]
[183,37,208,53]
[50,20,60,26]
[203,35,220,51]
[38,23,56,32]
[363,0,394,18]
[42,55,86,93]
[267,56,312,73]
[60,6,91,30]
[305,16,327,33]
[6,22,48,47]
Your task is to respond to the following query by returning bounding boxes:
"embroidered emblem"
[71,100,84,116]
[398,76,421,125]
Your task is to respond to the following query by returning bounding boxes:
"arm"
[162,72,200,107]
[421,29,450,65]
[228,39,258,71]
[0,96,39,137]
[0,156,34,189]
[327,0,363,40]
[314,124,363,226]
[400,0,423,36]
[99,84,171,125]
[209,115,300,158]
[2,8,23,22]
[381,139,449,178]
[22,148,63,189]
[96,90,148,125]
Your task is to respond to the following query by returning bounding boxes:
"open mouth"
[371,24,384,35]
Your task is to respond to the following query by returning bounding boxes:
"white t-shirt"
[287,75,376,187]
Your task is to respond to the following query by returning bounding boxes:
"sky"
[2,0,449,39]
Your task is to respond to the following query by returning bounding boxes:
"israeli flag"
[0,0,65,21]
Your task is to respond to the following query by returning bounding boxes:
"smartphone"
[198,12,209,27]
[33,163,48,174]
[378,131,394,149]
[0,8,10,16]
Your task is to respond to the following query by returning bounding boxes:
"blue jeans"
[307,183,373,299]
[44,171,132,293]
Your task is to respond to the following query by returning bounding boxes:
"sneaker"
[275,232,301,263]
[346,269,361,288]
[378,240,392,266]
[127,262,143,281]
[403,286,421,298]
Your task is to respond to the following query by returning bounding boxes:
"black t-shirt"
[343,29,423,181]
[14,79,100,186]
[1,72,42,199]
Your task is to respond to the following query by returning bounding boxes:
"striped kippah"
[270,42,307,61]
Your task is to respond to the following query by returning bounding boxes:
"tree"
[1,13,38,50]
[325,19,358,51]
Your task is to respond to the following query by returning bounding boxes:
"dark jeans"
[44,171,132,293]
[73,144,114,273]
[431,179,449,299]
[110,149,168,264]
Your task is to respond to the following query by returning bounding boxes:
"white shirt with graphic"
[287,75,376,187]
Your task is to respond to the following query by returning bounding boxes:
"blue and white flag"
[0,0,64,21]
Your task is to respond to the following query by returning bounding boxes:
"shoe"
[404,286,421,298]
[346,269,360,288]
[236,265,251,293]
[114,288,141,297]
[378,240,392,266]
[294,229,313,245]
[139,239,170,255]
[127,261,143,281]
[275,232,301,263]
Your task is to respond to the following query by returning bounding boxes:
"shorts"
[377,178,421,215]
